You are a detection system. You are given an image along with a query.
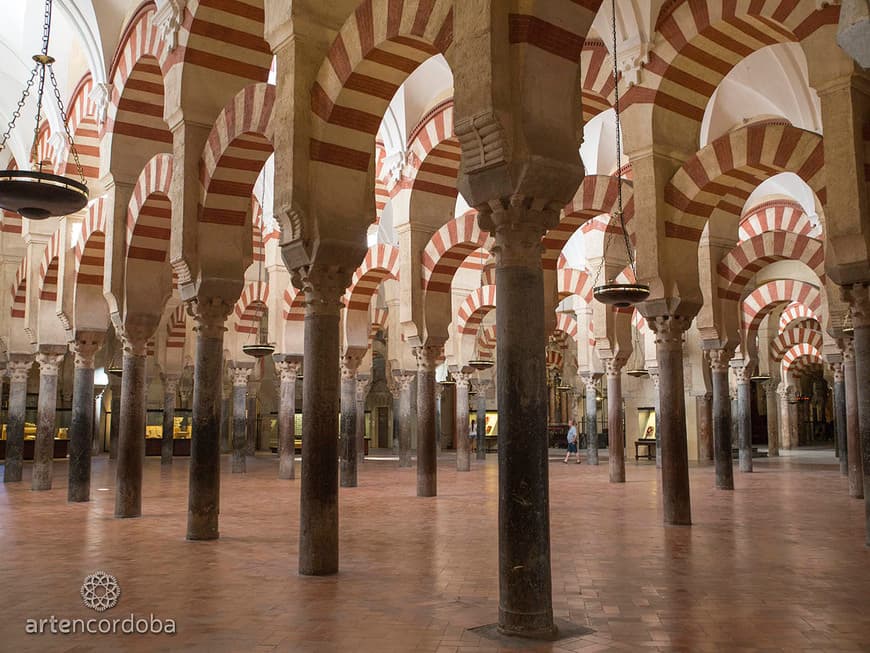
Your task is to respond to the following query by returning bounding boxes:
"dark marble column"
[491,220,555,638]
[396,372,414,468]
[114,340,148,517]
[649,316,692,525]
[454,372,472,471]
[339,355,361,488]
[831,361,848,476]
[229,364,253,474]
[649,368,662,469]
[843,340,863,498]
[706,349,733,490]
[415,345,441,496]
[297,271,345,576]
[787,386,800,449]
[697,392,713,462]
[187,298,231,540]
[440,381,455,450]
[547,371,557,424]
[32,349,66,491]
[765,378,780,457]
[108,375,121,460]
[389,383,400,455]
[245,381,259,455]
[605,358,626,483]
[476,378,489,461]
[273,356,300,480]
[584,376,599,465]
[160,375,179,466]
[69,333,104,502]
[3,356,32,483]
[355,376,369,460]
[733,364,753,473]
[219,381,231,454]
[845,284,870,543]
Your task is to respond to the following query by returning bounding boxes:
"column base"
[187,513,219,541]
[497,609,558,641]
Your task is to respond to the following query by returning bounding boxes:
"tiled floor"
[0,448,868,652]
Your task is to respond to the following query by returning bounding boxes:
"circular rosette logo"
[80,571,121,612]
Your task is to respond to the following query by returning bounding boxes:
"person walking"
[564,419,580,463]
[469,419,477,454]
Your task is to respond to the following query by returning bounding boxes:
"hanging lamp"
[242,243,275,358]
[468,358,493,371]
[625,319,648,377]
[592,0,650,309]
[0,0,88,220]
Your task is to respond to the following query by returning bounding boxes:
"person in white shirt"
[564,419,580,464]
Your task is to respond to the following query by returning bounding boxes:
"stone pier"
[605,358,626,483]
[396,372,414,468]
[68,333,104,502]
[707,349,734,490]
[733,364,753,473]
[273,356,300,480]
[3,356,32,483]
[339,354,361,488]
[32,348,65,491]
[115,340,148,517]
[454,372,472,472]
[415,345,441,497]
[230,364,253,474]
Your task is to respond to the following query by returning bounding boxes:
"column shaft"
[108,378,120,460]
[495,250,554,637]
[68,366,96,501]
[115,350,147,517]
[585,383,598,465]
[416,352,438,496]
[187,323,226,540]
[476,387,487,460]
[232,382,248,473]
[33,355,62,491]
[844,346,863,498]
[3,360,31,483]
[697,393,713,462]
[161,381,177,466]
[709,358,733,490]
[398,377,413,467]
[455,376,471,471]
[275,362,298,480]
[853,320,870,544]
[607,367,625,483]
[765,380,780,457]
[339,372,358,488]
[833,371,848,476]
[736,379,753,473]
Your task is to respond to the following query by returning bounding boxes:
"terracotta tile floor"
[0,448,868,652]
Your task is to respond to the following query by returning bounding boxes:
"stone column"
[114,338,148,517]
[388,383,400,455]
[764,378,780,457]
[245,380,260,455]
[547,371,557,423]
[831,362,848,477]
[415,345,441,496]
[396,372,415,468]
[296,269,346,576]
[339,354,361,488]
[440,381,455,450]
[843,340,863,498]
[273,357,300,480]
[697,392,713,462]
[476,378,489,461]
[732,364,753,473]
[355,376,369,459]
[3,356,32,483]
[649,368,662,469]
[31,349,64,491]
[229,364,253,474]
[584,376,599,465]
[778,385,792,450]
[160,375,179,466]
[845,284,870,543]
[187,298,232,541]
[649,316,692,525]
[68,333,104,502]
[787,387,800,449]
[454,372,472,471]
[108,375,121,460]
[706,349,734,490]
[219,379,231,454]
[605,358,627,483]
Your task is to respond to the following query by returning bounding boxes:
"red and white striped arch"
[555,312,579,341]
[405,100,460,200]
[557,266,594,304]
[374,141,390,223]
[739,199,815,241]
[105,4,170,146]
[345,244,400,312]
[9,258,27,320]
[779,302,822,334]
[456,285,496,336]
[545,175,633,270]
[665,124,825,241]
[370,305,389,340]
[38,230,63,302]
[200,83,275,226]
[741,279,822,335]
[782,343,824,376]
[421,210,490,292]
[233,281,269,335]
[166,305,187,349]
[2,209,22,237]
[624,1,837,126]
[60,73,101,182]
[167,0,271,82]
[310,0,453,174]
[475,325,496,361]
[771,326,824,363]
[126,153,173,263]
[717,232,825,300]
[546,347,564,372]
[580,39,615,124]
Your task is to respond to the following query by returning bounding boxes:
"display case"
[143,409,192,456]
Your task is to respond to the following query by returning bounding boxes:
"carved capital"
[830,361,845,383]
[845,282,870,329]
[705,348,732,373]
[649,315,691,350]
[355,375,370,401]
[387,383,401,400]
[414,344,442,372]
[162,374,180,395]
[843,338,856,363]
[604,356,628,378]
[188,296,232,339]
[154,0,186,51]
[731,363,752,385]
[229,365,253,387]
[394,372,415,391]
[72,331,105,369]
[481,198,561,268]
[453,371,472,389]
[36,352,65,376]
[582,375,598,392]
[340,351,363,379]
[292,265,350,318]
[7,357,33,384]
[274,360,300,384]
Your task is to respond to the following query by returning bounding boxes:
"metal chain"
[31,60,48,170]
[49,64,85,184]
[610,0,635,277]
[0,66,39,153]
